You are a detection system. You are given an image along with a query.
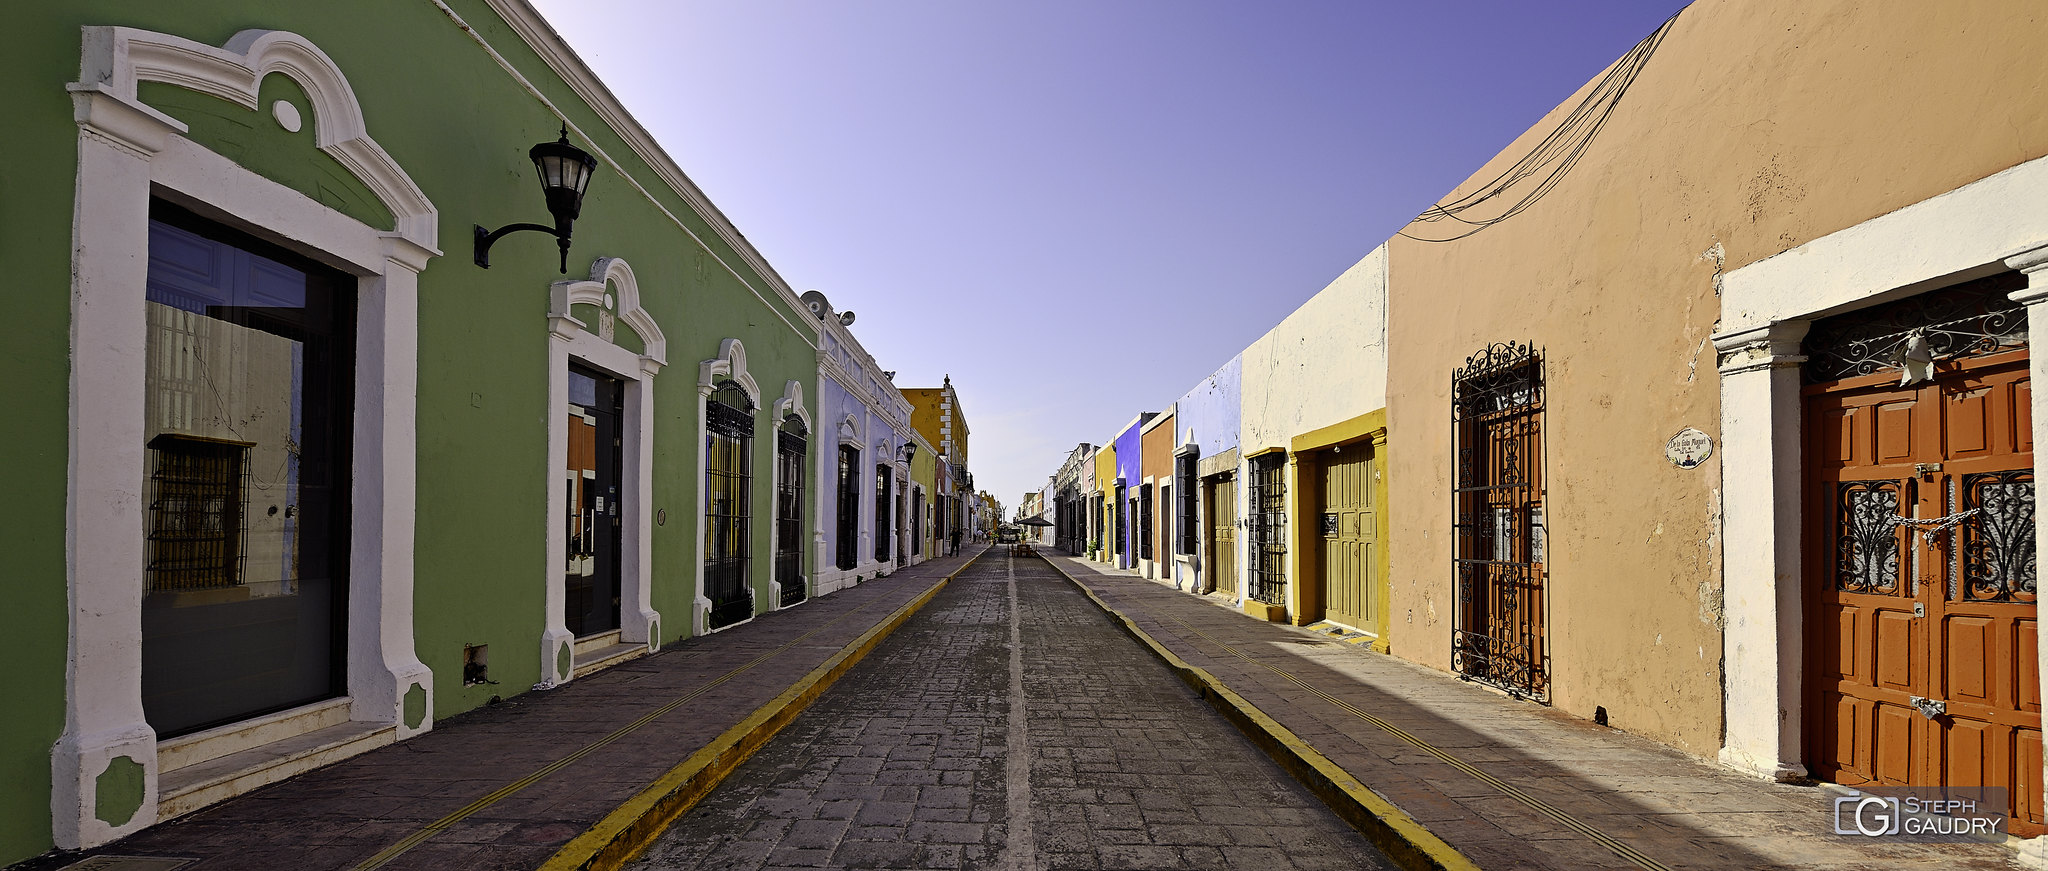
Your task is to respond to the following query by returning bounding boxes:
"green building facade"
[1,0,826,859]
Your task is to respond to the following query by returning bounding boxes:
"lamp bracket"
[474,222,571,273]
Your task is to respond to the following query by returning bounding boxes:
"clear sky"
[527,0,1693,511]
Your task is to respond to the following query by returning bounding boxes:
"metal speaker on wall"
[839,311,856,326]
[800,290,831,320]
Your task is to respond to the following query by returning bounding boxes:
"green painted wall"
[1,1,820,862]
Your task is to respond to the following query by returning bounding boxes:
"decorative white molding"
[771,379,812,433]
[1721,153,2048,335]
[76,27,437,252]
[693,338,760,634]
[1715,157,2048,795]
[540,256,664,686]
[551,257,666,369]
[60,26,436,849]
[699,338,761,407]
[769,379,814,610]
[1712,323,1810,377]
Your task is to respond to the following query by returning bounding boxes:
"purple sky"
[528,0,1692,510]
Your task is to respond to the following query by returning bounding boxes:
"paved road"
[629,552,1394,871]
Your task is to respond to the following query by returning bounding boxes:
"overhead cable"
[1397,11,1680,243]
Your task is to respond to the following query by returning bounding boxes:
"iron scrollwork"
[1450,341,1548,702]
[1960,471,2036,603]
[1803,272,2028,383]
[1835,481,1902,594]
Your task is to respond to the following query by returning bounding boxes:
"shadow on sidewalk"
[1042,552,2015,871]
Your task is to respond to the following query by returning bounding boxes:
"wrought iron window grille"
[1451,342,1550,702]
[775,421,807,608]
[146,434,252,592]
[705,393,754,630]
[1249,453,1288,606]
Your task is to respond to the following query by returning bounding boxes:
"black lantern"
[474,126,599,273]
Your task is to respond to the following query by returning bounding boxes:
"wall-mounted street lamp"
[474,126,598,273]
[901,443,917,463]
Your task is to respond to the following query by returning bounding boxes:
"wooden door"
[1808,349,2040,834]
[1208,475,1237,596]
[1320,447,1377,631]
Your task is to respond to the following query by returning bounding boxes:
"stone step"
[158,720,394,821]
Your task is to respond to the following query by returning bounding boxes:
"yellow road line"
[350,550,984,871]
[539,548,988,871]
[1056,557,1674,871]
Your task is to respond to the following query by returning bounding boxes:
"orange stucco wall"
[1383,0,2048,755]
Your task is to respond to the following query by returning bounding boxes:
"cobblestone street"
[630,552,1391,871]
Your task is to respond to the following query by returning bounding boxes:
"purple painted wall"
[1110,412,1155,569]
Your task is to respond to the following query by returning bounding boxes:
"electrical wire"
[1397,11,1681,243]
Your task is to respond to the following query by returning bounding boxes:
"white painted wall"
[1239,244,1389,453]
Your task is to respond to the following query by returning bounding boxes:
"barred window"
[875,464,893,563]
[146,434,251,591]
[1451,342,1549,701]
[836,445,860,570]
[1139,484,1155,560]
[776,420,807,607]
[705,383,754,629]
[1249,453,1288,605]
[1176,453,1198,556]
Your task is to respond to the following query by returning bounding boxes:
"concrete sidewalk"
[1045,553,2020,871]
[12,547,991,871]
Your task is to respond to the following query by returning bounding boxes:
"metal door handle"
[1908,696,1946,719]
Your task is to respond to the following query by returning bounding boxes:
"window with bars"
[1450,342,1549,701]
[875,464,893,563]
[776,423,807,607]
[705,384,754,629]
[146,434,252,591]
[1139,484,1155,560]
[836,445,860,570]
[1249,453,1288,605]
[1176,453,1198,556]
[1114,484,1127,557]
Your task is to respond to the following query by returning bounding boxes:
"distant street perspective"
[631,552,1390,871]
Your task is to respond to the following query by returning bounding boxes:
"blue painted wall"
[1173,354,1242,460]
[1110,413,1154,569]
[1169,356,1241,588]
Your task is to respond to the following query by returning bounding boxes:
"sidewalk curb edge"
[541,548,989,871]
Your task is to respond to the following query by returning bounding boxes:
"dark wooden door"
[1807,348,2041,834]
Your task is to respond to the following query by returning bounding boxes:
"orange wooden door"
[1808,349,2040,835]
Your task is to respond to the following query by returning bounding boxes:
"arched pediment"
[551,256,666,369]
[699,338,760,406]
[75,26,437,252]
[772,380,811,433]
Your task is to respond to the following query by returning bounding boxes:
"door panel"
[1319,448,1376,632]
[1808,349,2039,835]
[1208,476,1236,596]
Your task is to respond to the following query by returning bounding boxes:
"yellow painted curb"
[1041,556,1482,871]
[540,548,989,871]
